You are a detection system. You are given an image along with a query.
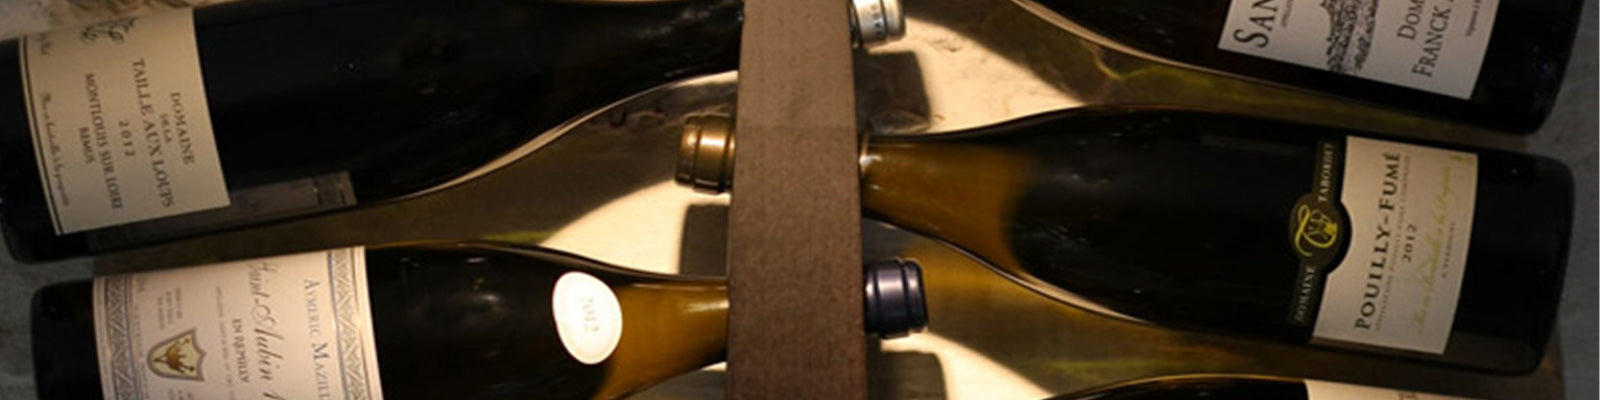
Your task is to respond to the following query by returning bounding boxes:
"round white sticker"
[551,272,623,365]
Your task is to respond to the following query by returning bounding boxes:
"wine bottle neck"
[849,0,906,47]
[592,280,729,398]
[858,139,1035,271]
[674,116,1027,271]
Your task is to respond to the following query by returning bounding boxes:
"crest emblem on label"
[1292,200,1342,260]
[147,329,204,381]
[1318,0,1377,73]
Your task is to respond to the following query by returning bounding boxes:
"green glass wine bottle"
[1045,374,1476,400]
[1015,0,1584,133]
[31,242,927,400]
[676,107,1570,373]
[0,0,902,262]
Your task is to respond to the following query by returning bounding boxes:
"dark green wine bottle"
[1017,0,1584,133]
[31,242,927,399]
[677,106,1571,373]
[1046,374,1476,399]
[0,0,901,262]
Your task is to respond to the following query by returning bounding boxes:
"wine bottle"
[31,242,928,400]
[675,107,1571,373]
[0,0,903,262]
[1014,0,1584,133]
[1046,374,1477,399]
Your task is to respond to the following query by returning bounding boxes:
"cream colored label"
[20,9,229,234]
[552,272,623,365]
[1314,137,1476,354]
[1217,0,1498,98]
[94,248,384,400]
[1305,379,1477,399]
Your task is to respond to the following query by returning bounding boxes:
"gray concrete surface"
[1533,1,1600,398]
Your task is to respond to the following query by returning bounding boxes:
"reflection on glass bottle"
[32,241,927,399]
[677,107,1571,373]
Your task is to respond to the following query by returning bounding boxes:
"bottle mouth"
[865,258,928,339]
[676,115,736,194]
[851,0,906,47]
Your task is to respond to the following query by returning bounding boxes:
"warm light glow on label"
[20,9,229,234]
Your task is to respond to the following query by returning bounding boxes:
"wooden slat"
[725,0,865,397]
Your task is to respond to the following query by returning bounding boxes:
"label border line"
[18,36,69,233]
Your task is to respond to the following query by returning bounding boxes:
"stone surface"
[1531,1,1600,399]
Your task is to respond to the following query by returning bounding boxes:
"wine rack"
[3,0,1589,398]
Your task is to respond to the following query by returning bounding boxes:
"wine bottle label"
[1304,379,1476,399]
[93,248,385,400]
[19,9,230,235]
[1309,137,1477,354]
[1216,0,1498,98]
[551,272,624,365]
[1286,140,1348,327]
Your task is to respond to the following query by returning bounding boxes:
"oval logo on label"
[1288,193,1347,266]
[1294,203,1340,255]
[551,272,623,365]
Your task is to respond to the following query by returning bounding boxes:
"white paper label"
[1313,137,1476,354]
[93,248,384,400]
[551,272,623,365]
[1216,0,1499,98]
[1305,379,1478,399]
[20,9,229,234]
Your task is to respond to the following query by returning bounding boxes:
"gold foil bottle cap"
[677,115,736,194]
